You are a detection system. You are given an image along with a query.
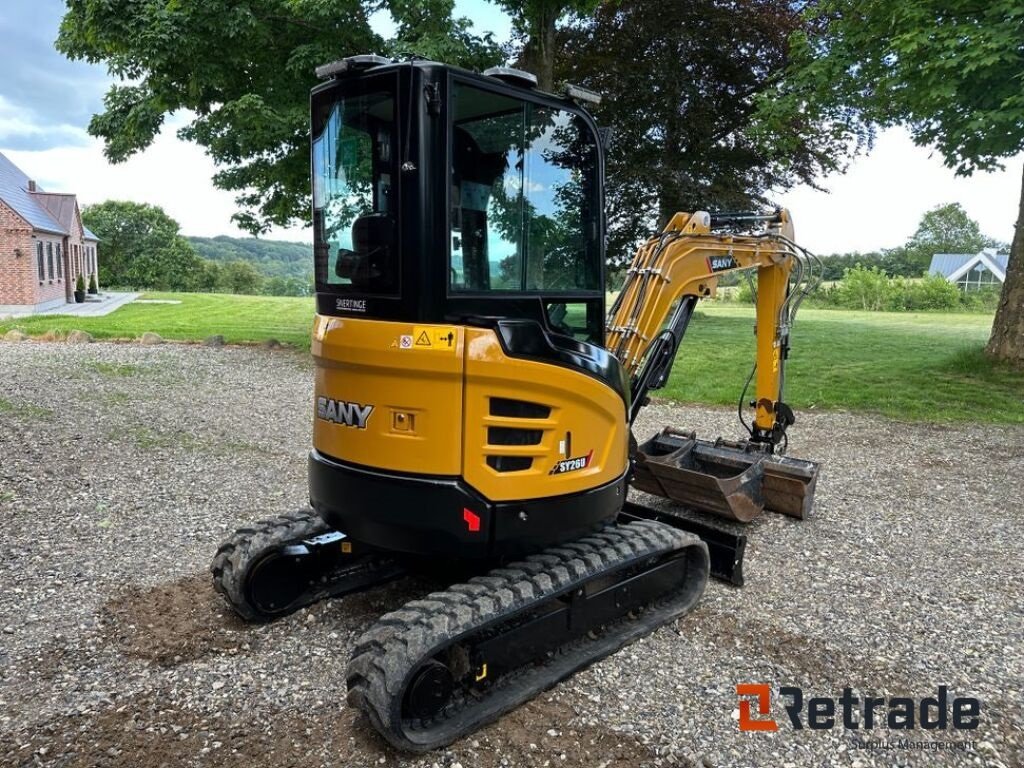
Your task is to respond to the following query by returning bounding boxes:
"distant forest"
[188,236,313,285]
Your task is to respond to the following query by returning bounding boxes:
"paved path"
[35,291,139,317]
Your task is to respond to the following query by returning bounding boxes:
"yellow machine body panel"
[312,315,465,476]
[462,328,628,502]
[311,315,628,503]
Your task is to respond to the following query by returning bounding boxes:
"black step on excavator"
[211,55,821,752]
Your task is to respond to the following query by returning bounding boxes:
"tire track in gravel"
[0,689,663,768]
[101,575,253,666]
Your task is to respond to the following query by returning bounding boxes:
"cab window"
[449,82,600,294]
[313,84,398,295]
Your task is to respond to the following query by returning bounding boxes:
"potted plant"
[74,274,86,303]
[88,273,98,295]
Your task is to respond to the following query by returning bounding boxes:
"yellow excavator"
[212,55,820,752]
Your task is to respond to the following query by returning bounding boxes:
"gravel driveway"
[0,341,1021,768]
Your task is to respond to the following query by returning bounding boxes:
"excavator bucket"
[631,429,819,523]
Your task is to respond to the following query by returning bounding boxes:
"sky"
[0,0,1020,253]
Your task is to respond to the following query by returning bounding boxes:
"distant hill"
[187,236,312,281]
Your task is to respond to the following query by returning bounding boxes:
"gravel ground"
[0,340,1021,768]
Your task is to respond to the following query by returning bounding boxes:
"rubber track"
[346,520,709,752]
[210,509,329,622]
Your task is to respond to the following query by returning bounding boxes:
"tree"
[218,260,265,295]
[495,0,599,91]
[390,0,502,69]
[559,0,845,261]
[760,0,1024,362]
[900,203,986,274]
[58,0,499,234]
[81,201,205,290]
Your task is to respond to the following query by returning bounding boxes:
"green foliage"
[188,236,312,280]
[494,0,600,89]
[760,1,1024,176]
[560,1,845,261]
[833,266,893,311]
[816,203,1009,279]
[808,267,988,313]
[88,273,98,292]
[390,0,503,70]
[218,260,264,295]
[898,274,963,311]
[75,273,86,292]
[57,1,499,234]
[959,288,1002,313]
[81,201,206,291]
[901,203,992,275]
[761,0,1023,361]
[262,275,312,296]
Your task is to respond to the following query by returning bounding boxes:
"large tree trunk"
[985,162,1024,363]
[515,2,560,91]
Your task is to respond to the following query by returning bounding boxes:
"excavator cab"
[308,57,630,560]
[311,56,605,342]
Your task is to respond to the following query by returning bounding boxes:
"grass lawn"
[2,293,1020,424]
[665,305,1022,424]
[0,292,315,348]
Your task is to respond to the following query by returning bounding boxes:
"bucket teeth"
[631,429,819,522]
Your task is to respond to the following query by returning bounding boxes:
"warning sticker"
[399,335,413,349]
[412,326,458,352]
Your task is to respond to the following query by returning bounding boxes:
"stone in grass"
[203,334,225,347]
[66,329,94,344]
[3,329,28,342]
[262,338,282,350]
[140,332,164,345]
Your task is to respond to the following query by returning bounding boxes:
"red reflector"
[462,508,481,533]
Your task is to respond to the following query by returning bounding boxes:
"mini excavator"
[212,56,821,752]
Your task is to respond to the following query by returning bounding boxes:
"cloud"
[2,113,308,241]
[775,128,1024,254]
[0,1,110,144]
[0,95,92,151]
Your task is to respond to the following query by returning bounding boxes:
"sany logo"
[706,255,739,272]
[317,396,374,429]
[736,684,981,732]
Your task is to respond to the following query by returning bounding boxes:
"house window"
[56,244,62,279]
[36,242,44,280]
[956,264,1001,291]
[46,242,54,280]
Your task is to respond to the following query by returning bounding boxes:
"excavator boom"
[609,209,821,521]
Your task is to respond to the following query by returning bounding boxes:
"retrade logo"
[736,684,980,732]
[737,684,778,731]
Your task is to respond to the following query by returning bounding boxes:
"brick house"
[0,151,99,313]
